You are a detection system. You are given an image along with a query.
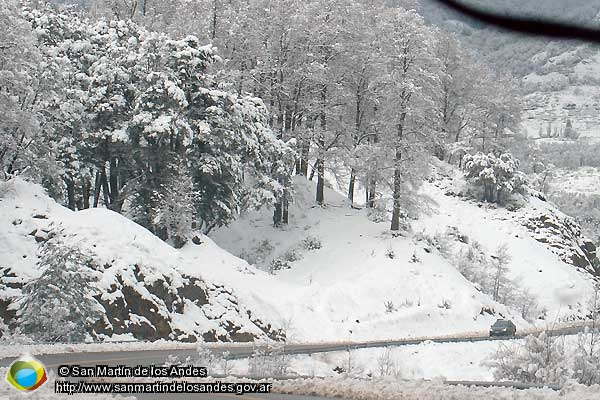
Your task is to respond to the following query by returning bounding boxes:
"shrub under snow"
[488,332,569,384]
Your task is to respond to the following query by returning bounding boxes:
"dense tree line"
[1,0,292,246]
[1,0,521,241]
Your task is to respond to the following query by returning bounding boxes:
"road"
[1,321,591,369]
[0,323,589,399]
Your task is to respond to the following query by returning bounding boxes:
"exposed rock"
[3,238,282,343]
[86,264,282,342]
[521,208,599,276]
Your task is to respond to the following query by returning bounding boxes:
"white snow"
[208,169,596,342]
[1,164,596,351]
[273,376,600,400]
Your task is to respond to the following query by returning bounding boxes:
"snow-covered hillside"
[417,0,600,140]
[1,165,597,344]
[0,179,283,343]
[521,50,600,140]
[209,165,598,341]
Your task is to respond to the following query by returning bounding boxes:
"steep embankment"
[0,178,283,342]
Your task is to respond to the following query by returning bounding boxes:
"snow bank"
[0,178,283,343]
[274,377,599,400]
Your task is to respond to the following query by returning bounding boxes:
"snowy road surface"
[0,320,592,369]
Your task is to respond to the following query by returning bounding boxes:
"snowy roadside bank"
[272,377,600,400]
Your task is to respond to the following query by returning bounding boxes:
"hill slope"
[210,165,598,341]
[0,179,283,342]
[1,165,597,344]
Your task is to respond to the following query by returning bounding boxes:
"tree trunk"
[82,178,90,209]
[100,167,110,207]
[390,122,404,231]
[301,141,309,176]
[273,201,282,226]
[316,151,324,204]
[66,179,76,211]
[92,171,101,208]
[390,157,402,231]
[367,128,378,209]
[316,85,326,205]
[348,81,363,206]
[365,177,370,207]
[368,175,377,208]
[211,0,218,39]
[108,157,123,213]
[296,141,310,176]
[282,185,289,224]
[348,169,356,204]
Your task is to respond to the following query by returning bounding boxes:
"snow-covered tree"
[151,160,198,248]
[19,4,292,239]
[490,332,569,384]
[564,118,580,140]
[490,244,511,303]
[463,151,526,204]
[376,8,441,230]
[0,0,45,179]
[18,239,103,343]
[573,285,600,385]
[435,35,515,159]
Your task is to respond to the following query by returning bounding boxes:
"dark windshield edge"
[429,0,600,43]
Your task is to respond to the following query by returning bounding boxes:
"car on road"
[489,319,516,337]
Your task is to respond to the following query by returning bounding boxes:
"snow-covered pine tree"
[18,239,103,343]
[462,151,526,204]
[152,160,198,248]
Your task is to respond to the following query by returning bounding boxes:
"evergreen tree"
[151,160,198,248]
[463,151,526,204]
[19,239,104,343]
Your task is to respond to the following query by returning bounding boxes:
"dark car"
[489,319,517,337]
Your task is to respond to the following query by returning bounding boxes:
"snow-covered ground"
[1,163,596,347]
[0,178,284,343]
[549,167,600,195]
[210,167,597,341]
[414,167,597,315]
[212,340,503,380]
[274,376,600,400]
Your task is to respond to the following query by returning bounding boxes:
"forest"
[1,0,522,246]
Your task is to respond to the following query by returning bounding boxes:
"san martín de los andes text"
[58,364,208,378]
